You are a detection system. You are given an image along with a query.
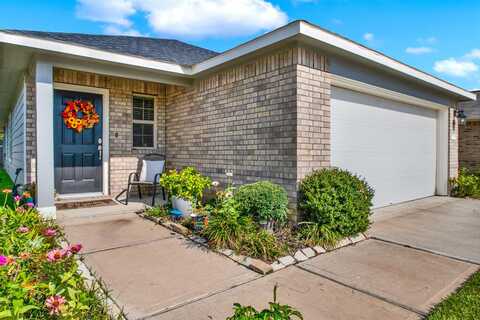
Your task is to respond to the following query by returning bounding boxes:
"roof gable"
[1,30,218,66]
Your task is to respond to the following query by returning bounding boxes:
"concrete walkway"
[59,197,480,320]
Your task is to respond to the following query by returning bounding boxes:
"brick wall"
[52,68,167,195]
[449,108,459,179]
[459,120,480,172]
[166,45,330,208]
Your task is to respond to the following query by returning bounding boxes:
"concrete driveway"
[370,196,480,264]
[59,197,479,320]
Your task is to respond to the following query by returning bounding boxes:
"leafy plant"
[450,168,480,199]
[202,197,248,250]
[234,181,289,224]
[296,222,341,248]
[227,285,303,320]
[0,181,112,319]
[298,168,374,242]
[239,229,286,262]
[144,205,169,219]
[160,167,211,206]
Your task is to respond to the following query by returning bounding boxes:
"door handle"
[97,138,103,161]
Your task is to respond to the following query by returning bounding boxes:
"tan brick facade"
[25,65,37,185]
[165,46,330,205]
[459,120,480,172]
[47,68,166,195]
[449,108,459,179]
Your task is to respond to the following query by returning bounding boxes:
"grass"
[0,168,14,207]
[426,270,480,320]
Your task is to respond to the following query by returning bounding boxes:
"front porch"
[3,58,185,217]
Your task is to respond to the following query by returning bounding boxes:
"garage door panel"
[331,87,436,208]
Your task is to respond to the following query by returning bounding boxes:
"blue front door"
[54,90,103,194]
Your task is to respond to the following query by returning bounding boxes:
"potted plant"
[160,167,211,216]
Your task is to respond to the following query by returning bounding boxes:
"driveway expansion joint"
[371,236,480,266]
[295,264,427,317]
[82,235,176,255]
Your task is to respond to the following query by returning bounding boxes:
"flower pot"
[171,196,193,217]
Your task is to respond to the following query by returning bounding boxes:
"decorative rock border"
[137,213,369,275]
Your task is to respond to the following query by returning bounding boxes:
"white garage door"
[331,86,437,208]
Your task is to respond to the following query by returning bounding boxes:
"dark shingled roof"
[1,30,219,66]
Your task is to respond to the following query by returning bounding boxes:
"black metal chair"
[116,153,166,206]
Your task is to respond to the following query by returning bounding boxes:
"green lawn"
[427,270,480,320]
[0,168,14,207]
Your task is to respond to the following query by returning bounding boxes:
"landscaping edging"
[137,213,369,275]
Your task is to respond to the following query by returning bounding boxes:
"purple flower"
[45,295,66,315]
[43,228,57,237]
[68,243,83,254]
[17,226,29,233]
[0,255,7,266]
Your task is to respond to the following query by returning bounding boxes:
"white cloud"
[363,33,374,41]
[76,0,288,38]
[103,25,142,36]
[405,46,433,55]
[466,49,480,59]
[434,58,478,77]
[76,0,135,27]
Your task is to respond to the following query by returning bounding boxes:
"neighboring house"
[459,90,480,172]
[0,20,476,218]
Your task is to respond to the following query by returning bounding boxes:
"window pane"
[143,109,154,121]
[133,123,154,148]
[132,96,154,121]
[133,108,143,120]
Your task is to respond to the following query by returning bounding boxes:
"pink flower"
[45,295,66,315]
[68,243,83,254]
[0,255,7,266]
[43,228,57,237]
[14,195,21,202]
[26,202,34,208]
[46,249,64,262]
[17,226,29,233]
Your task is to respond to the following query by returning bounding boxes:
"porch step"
[55,196,116,210]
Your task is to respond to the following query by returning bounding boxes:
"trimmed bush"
[450,168,480,199]
[233,181,289,224]
[298,168,374,239]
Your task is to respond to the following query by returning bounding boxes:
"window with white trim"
[132,96,155,148]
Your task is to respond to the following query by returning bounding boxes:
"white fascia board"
[299,21,476,101]
[331,74,450,110]
[191,22,301,74]
[0,32,191,76]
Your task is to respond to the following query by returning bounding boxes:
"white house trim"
[53,83,110,197]
[331,74,451,110]
[0,32,190,75]
[0,21,475,101]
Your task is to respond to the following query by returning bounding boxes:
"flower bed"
[142,170,371,275]
[0,194,113,319]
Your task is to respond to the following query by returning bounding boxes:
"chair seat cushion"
[139,159,165,182]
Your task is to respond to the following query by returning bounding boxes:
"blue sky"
[1,0,479,89]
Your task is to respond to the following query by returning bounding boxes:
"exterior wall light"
[455,109,467,126]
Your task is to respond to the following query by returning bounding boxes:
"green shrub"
[450,168,480,199]
[239,229,286,262]
[160,167,211,205]
[296,222,341,248]
[202,196,285,261]
[0,203,111,319]
[298,168,374,240]
[234,181,289,224]
[202,197,249,250]
[144,205,169,219]
[227,285,303,320]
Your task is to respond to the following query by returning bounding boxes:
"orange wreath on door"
[61,100,100,133]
